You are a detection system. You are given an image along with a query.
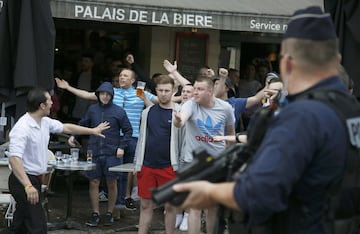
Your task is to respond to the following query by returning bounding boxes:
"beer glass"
[136,81,146,98]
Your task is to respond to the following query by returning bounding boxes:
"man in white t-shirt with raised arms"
[173,76,235,234]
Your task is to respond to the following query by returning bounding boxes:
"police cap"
[284,6,337,40]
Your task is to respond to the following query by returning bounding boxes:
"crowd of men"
[4,5,360,234]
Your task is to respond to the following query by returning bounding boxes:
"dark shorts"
[86,155,122,180]
[137,165,176,199]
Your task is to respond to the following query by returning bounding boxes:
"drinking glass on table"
[55,151,63,162]
[70,148,79,162]
[62,154,70,163]
[86,150,93,163]
[136,81,146,98]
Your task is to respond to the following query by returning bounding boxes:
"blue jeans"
[116,137,137,206]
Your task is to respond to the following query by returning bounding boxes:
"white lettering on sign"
[75,5,125,20]
[74,5,213,28]
[174,13,212,27]
[129,10,148,23]
[0,1,3,9]
[151,12,169,24]
[75,5,83,17]
[250,19,286,32]
[347,117,360,148]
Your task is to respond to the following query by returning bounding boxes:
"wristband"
[24,184,33,191]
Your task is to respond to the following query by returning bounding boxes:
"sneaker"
[125,197,136,210]
[175,214,183,228]
[99,190,108,202]
[103,212,114,226]
[179,212,188,231]
[85,212,100,227]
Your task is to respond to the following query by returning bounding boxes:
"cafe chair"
[0,192,16,228]
[42,168,55,220]
[3,194,15,227]
[41,150,56,220]
[0,154,14,227]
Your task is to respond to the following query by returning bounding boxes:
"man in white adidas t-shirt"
[173,76,235,234]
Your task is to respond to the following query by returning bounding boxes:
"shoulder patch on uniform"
[346,117,360,148]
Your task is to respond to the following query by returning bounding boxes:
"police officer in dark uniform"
[172,6,360,234]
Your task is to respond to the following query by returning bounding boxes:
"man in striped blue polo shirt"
[113,69,156,211]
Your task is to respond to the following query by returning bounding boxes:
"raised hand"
[264,88,280,100]
[207,68,215,78]
[55,78,70,90]
[163,60,177,73]
[218,68,228,78]
[126,54,135,65]
[93,121,110,138]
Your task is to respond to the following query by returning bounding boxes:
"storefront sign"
[73,5,213,28]
[250,19,288,32]
[50,0,291,33]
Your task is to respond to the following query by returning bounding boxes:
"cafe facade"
[50,0,323,80]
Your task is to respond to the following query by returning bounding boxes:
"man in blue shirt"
[134,75,179,234]
[173,6,355,234]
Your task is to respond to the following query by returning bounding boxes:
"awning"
[49,0,323,33]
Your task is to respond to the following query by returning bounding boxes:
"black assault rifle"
[151,106,275,206]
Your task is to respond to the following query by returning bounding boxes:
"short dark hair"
[284,38,339,68]
[152,73,162,79]
[268,77,282,84]
[229,68,239,73]
[337,64,354,91]
[121,68,136,80]
[156,75,174,87]
[195,76,214,89]
[27,87,48,113]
